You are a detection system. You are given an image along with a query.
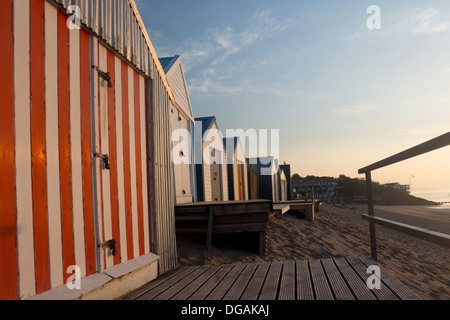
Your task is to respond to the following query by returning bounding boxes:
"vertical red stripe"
[134,71,145,256]
[121,62,134,260]
[0,0,18,300]
[30,0,50,294]
[58,11,75,282]
[107,50,121,265]
[80,30,96,275]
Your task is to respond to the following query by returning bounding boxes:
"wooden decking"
[174,200,273,255]
[122,256,420,300]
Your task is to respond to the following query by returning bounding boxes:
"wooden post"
[259,231,266,257]
[206,206,214,252]
[365,172,378,261]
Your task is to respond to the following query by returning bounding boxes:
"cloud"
[409,8,450,34]
[177,8,291,94]
[188,78,243,94]
[339,7,450,41]
[332,105,379,114]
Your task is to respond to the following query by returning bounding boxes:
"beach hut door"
[210,148,222,201]
[251,173,258,199]
[238,164,245,200]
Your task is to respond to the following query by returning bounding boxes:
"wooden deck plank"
[171,266,221,300]
[126,257,420,301]
[121,266,188,300]
[259,261,283,300]
[279,261,296,300]
[241,262,270,300]
[359,256,421,300]
[188,265,234,301]
[223,263,258,300]
[346,257,398,301]
[321,258,355,300]
[205,264,246,300]
[309,259,334,300]
[154,265,211,300]
[333,257,376,300]
[137,266,200,300]
[296,260,314,300]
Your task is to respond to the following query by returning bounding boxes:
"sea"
[412,191,450,206]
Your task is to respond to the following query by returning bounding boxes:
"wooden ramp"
[275,200,318,221]
[122,257,420,300]
[174,200,272,256]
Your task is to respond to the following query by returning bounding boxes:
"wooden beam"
[206,206,213,252]
[358,131,450,174]
[362,214,450,249]
[365,172,378,261]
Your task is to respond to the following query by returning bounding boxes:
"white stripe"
[128,67,140,258]
[140,76,150,254]
[98,44,114,269]
[92,37,104,272]
[115,56,128,262]
[45,1,64,289]
[14,0,36,299]
[69,28,87,277]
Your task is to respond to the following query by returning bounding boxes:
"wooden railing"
[358,131,450,261]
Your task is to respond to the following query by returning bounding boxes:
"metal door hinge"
[92,65,113,88]
[98,239,117,256]
[94,153,110,170]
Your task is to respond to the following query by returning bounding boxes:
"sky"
[135,0,450,195]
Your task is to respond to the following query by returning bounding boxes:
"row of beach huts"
[0,0,291,300]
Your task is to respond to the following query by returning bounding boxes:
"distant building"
[383,183,411,194]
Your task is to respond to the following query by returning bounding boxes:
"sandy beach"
[176,204,450,300]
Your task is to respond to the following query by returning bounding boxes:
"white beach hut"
[160,55,196,204]
[194,117,229,202]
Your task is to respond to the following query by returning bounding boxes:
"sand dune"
[176,204,450,300]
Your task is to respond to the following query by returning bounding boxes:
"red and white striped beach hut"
[0,0,177,300]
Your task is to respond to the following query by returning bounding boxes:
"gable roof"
[159,56,179,74]
[159,55,194,121]
[195,116,217,136]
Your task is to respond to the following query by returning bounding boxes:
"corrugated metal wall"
[148,70,178,274]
